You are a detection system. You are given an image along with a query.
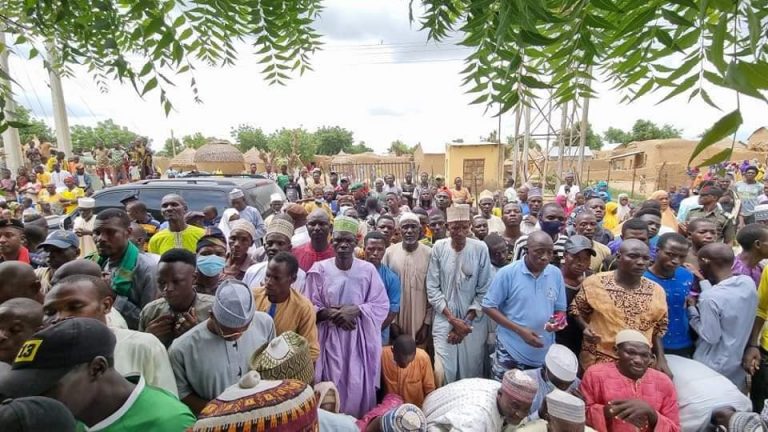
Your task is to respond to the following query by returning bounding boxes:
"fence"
[328,161,416,184]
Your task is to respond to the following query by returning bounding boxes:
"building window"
[463,159,485,189]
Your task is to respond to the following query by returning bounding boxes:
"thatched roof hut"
[194,140,245,174]
[169,148,197,171]
[243,148,265,172]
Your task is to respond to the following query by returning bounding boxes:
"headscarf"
[603,201,619,231]
[617,193,631,221]
[649,190,679,231]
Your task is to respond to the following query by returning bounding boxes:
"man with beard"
[573,211,612,273]
[308,216,389,417]
[427,205,492,384]
[89,208,158,329]
[293,209,335,272]
[252,251,319,361]
[571,240,671,376]
[243,217,307,293]
[483,231,567,379]
[148,194,205,255]
[478,190,505,234]
[383,213,432,345]
[513,203,569,267]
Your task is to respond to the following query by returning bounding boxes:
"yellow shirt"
[253,288,319,361]
[37,172,51,186]
[60,187,84,214]
[590,241,612,273]
[756,266,768,350]
[37,190,62,213]
[148,225,205,255]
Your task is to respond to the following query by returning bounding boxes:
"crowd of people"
[2,158,768,431]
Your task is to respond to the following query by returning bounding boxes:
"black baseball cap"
[0,317,116,398]
[0,219,24,231]
[564,235,596,256]
[0,396,77,432]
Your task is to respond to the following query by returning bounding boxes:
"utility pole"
[170,129,177,157]
[522,97,531,183]
[556,101,568,192]
[46,42,72,157]
[512,103,521,184]
[0,32,23,173]
[577,72,592,181]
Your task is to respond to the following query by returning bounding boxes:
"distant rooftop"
[547,147,594,158]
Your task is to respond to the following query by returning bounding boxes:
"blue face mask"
[540,220,563,236]
[197,254,225,277]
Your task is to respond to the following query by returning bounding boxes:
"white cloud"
[5,0,766,156]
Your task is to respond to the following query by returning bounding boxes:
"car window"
[245,182,284,215]
[93,189,137,211]
[179,190,229,213]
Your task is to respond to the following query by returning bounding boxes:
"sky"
[6,0,766,154]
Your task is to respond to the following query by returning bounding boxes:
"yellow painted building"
[445,142,504,191]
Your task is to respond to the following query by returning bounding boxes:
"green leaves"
[688,109,743,166]
[709,18,728,74]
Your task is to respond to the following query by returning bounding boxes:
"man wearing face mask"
[169,279,275,415]
[194,227,228,295]
[427,204,492,385]
[483,231,567,380]
[513,203,569,267]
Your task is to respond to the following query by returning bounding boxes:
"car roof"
[98,176,272,190]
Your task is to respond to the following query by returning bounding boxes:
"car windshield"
[245,182,284,214]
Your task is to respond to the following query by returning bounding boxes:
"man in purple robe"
[308,215,390,418]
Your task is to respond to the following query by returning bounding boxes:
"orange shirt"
[381,347,435,407]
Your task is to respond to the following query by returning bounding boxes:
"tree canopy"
[69,120,140,153]
[388,140,417,156]
[603,120,682,144]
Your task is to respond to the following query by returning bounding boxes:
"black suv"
[90,176,284,222]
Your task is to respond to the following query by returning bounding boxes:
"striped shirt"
[512,233,569,267]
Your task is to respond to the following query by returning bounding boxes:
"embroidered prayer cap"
[197,227,227,252]
[350,182,364,192]
[546,389,586,423]
[380,403,427,432]
[615,329,650,347]
[213,280,255,328]
[729,411,767,432]
[270,193,284,203]
[755,203,768,222]
[500,369,538,404]
[399,213,420,225]
[77,197,95,209]
[266,218,295,240]
[446,204,471,223]
[229,219,256,240]
[250,331,313,385]
[478,190,494,202]
[228,188,245,200]
[333,215,359,235]
[192,371,318,432]
[528,188,543,198]
[544,344,578,382]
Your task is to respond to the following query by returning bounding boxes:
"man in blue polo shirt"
[483,230,567,380]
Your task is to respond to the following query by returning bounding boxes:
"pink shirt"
[581,362,680,432]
